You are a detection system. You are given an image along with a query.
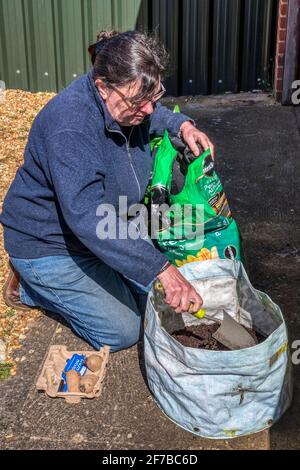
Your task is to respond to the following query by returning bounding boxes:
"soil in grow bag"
[172,323,265,351]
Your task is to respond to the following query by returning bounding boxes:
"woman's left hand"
[180,121,215,159]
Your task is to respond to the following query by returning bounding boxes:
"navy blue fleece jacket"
[0,71,193,286]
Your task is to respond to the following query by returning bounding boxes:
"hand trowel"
[212,310,257,350]
[153,280,257,350]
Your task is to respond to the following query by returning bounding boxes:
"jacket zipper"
[106,124,142,201]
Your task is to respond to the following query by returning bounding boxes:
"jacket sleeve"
[47,130,168,286]
[149,102,195,137]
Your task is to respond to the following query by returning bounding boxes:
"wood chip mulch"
[0,89,56,377]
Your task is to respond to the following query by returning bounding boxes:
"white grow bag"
[144,259,292,439]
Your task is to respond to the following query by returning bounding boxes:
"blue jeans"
[10,255,152,352]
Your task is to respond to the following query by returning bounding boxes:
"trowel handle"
[153,279,165,294]
[153,280,206,318]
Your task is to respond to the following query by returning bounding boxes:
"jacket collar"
[87,69,123,133]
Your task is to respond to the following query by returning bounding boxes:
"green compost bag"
[150,129,243,267]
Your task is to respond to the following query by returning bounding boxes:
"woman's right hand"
[157,264,203,314]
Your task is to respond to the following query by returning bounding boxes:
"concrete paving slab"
[0,313,58,439]
[1,316,270,450]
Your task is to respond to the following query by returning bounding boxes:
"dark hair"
[88,30,169,102]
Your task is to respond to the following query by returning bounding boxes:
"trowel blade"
[212,311,257,350]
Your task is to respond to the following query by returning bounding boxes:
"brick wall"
[274,0,289,102]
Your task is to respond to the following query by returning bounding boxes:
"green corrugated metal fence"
[0,0,278,95]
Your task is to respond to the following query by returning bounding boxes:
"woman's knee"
[52,304,143,352]
[82,314,143,353]
[115,317,143,351]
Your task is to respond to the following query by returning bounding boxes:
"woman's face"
[95,79,163,126]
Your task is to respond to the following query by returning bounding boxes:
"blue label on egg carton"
[58,353,87,392]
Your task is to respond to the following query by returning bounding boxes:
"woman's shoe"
[2,261,33,311]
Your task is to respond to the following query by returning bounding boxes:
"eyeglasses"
[110,82,166,109]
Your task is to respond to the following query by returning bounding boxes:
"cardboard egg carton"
[36,345,110,404]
